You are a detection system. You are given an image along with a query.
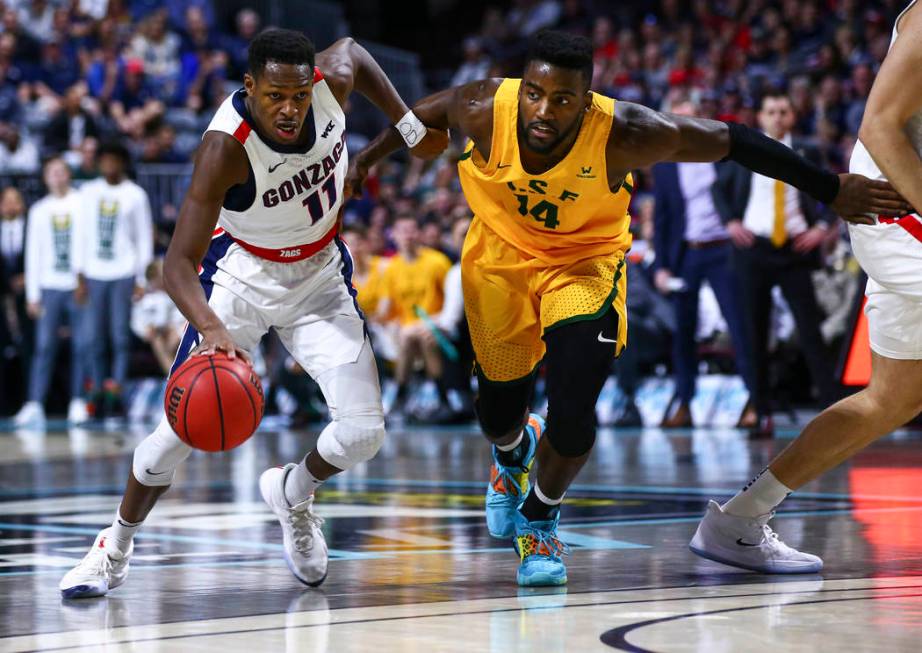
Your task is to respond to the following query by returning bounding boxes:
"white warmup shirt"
[77,177,153,284]
[24,189,83,303]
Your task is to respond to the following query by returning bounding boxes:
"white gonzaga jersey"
[205,67,348,255]
[850,0,921,181]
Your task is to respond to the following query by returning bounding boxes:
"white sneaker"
[690,500,823,574]
[13,401,45,427]
[260,464,328,586]
[67,398,89,424]
[59,528,133,598]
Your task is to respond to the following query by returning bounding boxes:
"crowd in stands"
[0,0,899,432]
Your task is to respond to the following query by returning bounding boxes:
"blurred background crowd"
[0,0,896,433]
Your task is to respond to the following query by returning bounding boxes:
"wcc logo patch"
[577,165,596,179]
[321,120,335,138]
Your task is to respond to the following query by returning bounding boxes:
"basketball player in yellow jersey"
[347,30,908,587]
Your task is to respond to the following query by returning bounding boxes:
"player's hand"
[792,226,826,253]
[653,268,673,294]
[409,127,450,160]
[727,220,755,248]
[343,158,369,202]
[193,326,251,364]
[832,174,913,225]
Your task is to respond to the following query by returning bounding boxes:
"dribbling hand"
[193,325,251,365]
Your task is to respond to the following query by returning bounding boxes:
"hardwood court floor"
[1,421,921,652]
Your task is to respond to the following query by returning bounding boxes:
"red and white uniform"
[849,0,922,360]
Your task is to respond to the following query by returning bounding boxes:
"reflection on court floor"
[1,423,921,651]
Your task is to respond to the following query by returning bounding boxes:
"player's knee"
[317,408,386,470]
[132,420,193,486]
[546,408,597,457]
[476,397,527,441]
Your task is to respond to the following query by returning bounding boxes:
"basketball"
[164,352,264,452]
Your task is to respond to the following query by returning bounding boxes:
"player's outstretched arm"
[607,102,912,223]
[345,78,501,199]
[318,37,448,159]
[163,132,251,362]
[858,3,922,215]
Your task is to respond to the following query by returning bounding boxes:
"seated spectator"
[14,158,88,426]
[0,123,40,174]
[70,136,99,182]
[451,37,491,87]
[377,215,452,417]
[139,121,185,163]
[130,259,182,375]
[222,8,260,81]
[109,59,165,139]
[127,9,181,102]
[43,81,100,161]
[18,0,55,45]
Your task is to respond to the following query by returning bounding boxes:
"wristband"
[396,109,426,148]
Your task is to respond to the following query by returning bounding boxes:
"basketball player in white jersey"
[690,1,922,573]
[59,29,446,597]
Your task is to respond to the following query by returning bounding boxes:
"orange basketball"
[164,352,264,452]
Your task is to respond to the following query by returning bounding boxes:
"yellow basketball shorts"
[461,217,628,383]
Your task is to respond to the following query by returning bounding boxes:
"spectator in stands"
[127,9,180,103]
[2,8,41,62]
[0,123,40,174]
[43,81,100,162]
[18,0,55,45]
[378,215,452,418]
[223,8,260,81]
[344,224,388,319]
[651,99,754,429]
[76,141,153,418]
[0,186,32,396]
[451,37,491,87]
[506,0,561,39]
[14,158,88,426]
[109,58,165,139]
[139,121,183,163]
[713,92,838,438]
[71,136,99,182]
[130,259,182,375]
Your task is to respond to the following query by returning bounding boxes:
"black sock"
[520,486,556,522]
[495,431,530,468]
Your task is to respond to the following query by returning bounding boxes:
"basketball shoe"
[260,463,328,586]
[513,506,568,587]
[486,413,542,538]
[689,500,823,574]
[59,528,133,598]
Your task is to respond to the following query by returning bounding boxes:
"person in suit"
[713,91,838,438]
[652,99,755,428]
[0,187,32,404]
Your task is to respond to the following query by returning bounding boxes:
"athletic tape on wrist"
[396,109,426,148]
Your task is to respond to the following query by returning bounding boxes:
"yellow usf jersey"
[457,77,633,267]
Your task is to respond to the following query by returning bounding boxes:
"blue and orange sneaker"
[485,413,543,538]
[512,506,569,587]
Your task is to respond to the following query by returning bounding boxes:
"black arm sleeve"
[724,121,839,205]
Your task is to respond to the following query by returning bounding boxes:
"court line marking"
[3,477,920,503]
[6,580,922,652]
[599,591,922,652]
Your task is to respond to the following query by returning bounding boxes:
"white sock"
[108,511,142,554]
[534,482,564,506]
[722,468,792,518]
[495,431,523,451]
[284,459,324,506]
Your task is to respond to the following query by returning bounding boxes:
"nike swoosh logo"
[597,332,617,344]
[736,538,760,547]
[268,159,287,173]
[145,468,167,476]
[497,163,511,169]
